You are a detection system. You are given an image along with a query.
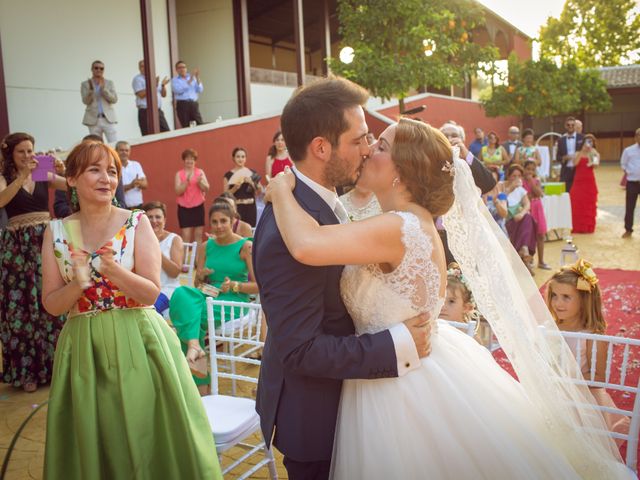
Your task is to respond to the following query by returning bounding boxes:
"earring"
[70,187,79,210]
[111,196,119,207]
[392,177,400,188]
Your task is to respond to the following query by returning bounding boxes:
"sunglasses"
[93,66,104,70]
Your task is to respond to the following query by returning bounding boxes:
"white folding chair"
[203,298,276,480]
[442,319,477,336]
[182,241,197,287]
[550,330,640,473]
[441,319,501,351]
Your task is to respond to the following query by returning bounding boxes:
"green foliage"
[538,0,640,68]
[332,0,497,102]
[481,54,611,118]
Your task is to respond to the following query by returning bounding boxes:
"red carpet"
[492,268,640,462]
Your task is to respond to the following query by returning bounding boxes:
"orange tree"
[331,0,497,113]
[481,54,611,126]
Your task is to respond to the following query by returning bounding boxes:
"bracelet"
[232,281,240,294]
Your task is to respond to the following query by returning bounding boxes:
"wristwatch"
[232,281,240,293]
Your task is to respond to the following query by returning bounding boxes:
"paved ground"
[1,164,638,479]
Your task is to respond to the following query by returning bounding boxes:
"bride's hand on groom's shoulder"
[264,166,295,204]
[404,313,432,358]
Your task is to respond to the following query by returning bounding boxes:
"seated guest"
[213,193,253,238]
[440,263,493,348]
[482,167,508,234]
[547,261,630,445]
[504,164,538,275]
[142,201,183,317]
[480,131,509,169]
[169,201,258,394]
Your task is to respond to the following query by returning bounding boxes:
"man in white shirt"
[502,126,522,162]
[557,116,584,192]
[116,141,147,209]
[81,60,118,142]
[621,128,640,238]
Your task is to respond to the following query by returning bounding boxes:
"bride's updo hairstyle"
[65,140,122,211]
[391,118,454,216]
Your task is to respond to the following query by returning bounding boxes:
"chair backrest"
[206,298,263,397]
[182,241,197,286]
[443,319,640,471]
[442,319,477,336]
[548,329,640,472]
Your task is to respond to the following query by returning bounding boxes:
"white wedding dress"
[330,211,582,480]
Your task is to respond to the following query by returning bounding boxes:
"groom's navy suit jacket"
[253,175,398,462]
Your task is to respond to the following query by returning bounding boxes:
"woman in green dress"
[41,140,221,480]
[169,201,258,395]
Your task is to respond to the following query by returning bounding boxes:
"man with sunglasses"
[81,60,118,142]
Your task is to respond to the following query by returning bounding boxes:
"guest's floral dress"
[44,210,222,480]
[0,181,64,387]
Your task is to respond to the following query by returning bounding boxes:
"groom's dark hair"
[280,76,369,162]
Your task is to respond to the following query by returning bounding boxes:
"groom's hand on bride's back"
[404,313,432,358]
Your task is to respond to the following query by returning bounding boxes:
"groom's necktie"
[333,200,350,224]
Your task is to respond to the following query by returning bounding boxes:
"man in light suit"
[253,77,430,480]
[557,116,583,192]
[81,60,118,142]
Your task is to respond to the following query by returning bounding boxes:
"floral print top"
[51,210,145,317]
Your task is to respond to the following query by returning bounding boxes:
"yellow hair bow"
[562,258,598,291]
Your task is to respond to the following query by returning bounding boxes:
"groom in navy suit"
[253,77,431,479]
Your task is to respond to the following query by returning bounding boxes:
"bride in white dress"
[267,118,632,479]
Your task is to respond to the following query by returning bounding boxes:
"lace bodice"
[340,211,444,335]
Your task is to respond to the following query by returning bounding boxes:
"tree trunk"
[399,97,406,115]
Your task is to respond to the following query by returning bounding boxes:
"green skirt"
[44,307,222,480]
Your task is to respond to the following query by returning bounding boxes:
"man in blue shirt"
[132,60,171,136]
[468,127,488,159]
[171,60,204,128]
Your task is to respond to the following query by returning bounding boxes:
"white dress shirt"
[293,167,421,376]
[621,143,640,181]
[566,135,577,167]
[121,160,146,207]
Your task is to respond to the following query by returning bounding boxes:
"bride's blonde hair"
[392,118,454,216]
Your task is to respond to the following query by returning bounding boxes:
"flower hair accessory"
[562,258,598,291]
[447,262,480,321]
[442,146,458,177]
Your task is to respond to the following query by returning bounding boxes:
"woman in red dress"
[265,131,292,182]
[570,134,600,233]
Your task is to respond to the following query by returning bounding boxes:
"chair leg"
[264,444,278,479]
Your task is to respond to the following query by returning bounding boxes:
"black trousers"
[625,180,640,233]
[282,456,330,480]
[138,108,170,136]
[560,164,575,192]
[176,100,204,128]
